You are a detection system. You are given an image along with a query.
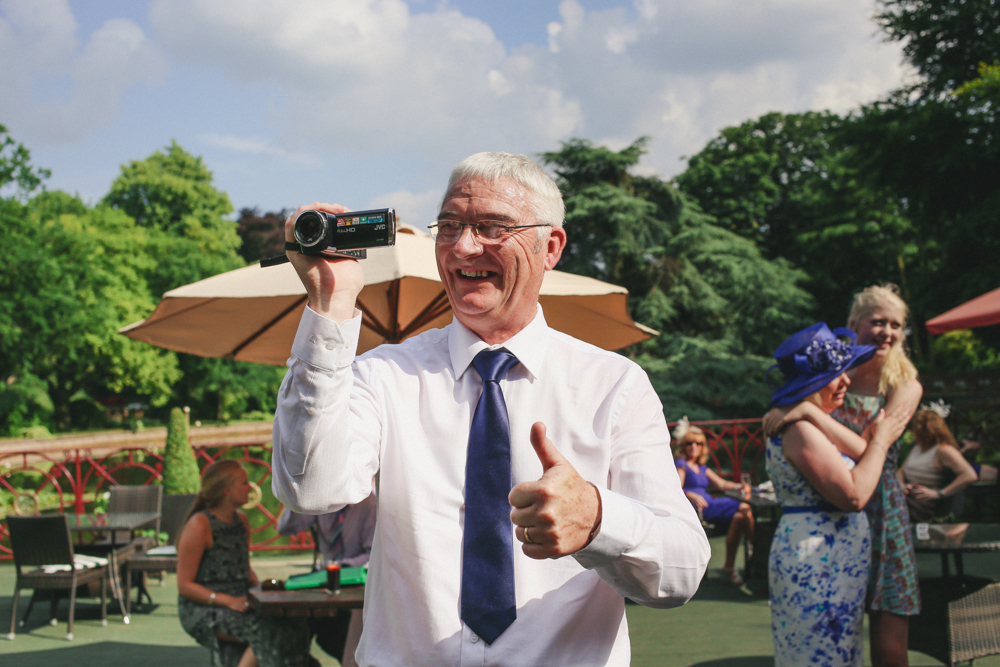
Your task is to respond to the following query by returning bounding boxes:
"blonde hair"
[182,459,245,527]
[847,284,919,395]
[912,409,958,449]
[675,428,710,465]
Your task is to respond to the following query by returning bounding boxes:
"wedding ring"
[524,527,533,544]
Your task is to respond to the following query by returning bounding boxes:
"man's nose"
[452,224,483,255]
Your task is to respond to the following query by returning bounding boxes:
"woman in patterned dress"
[176,459,312,667]
[767,285,923,667]
[765,323,899,667]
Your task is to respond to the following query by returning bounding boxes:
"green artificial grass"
[1,535,998,666]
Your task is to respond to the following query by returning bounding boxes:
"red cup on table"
[326,562,341,593]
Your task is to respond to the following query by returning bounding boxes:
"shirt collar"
[449,304,550,382]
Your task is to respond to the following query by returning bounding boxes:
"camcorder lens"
[294,211,328,248]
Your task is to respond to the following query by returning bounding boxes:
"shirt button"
[470,633,479,643]
[325,341,337,350]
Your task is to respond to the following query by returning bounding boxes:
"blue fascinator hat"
[768,323,877,407]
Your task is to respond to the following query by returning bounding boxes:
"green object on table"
[285,566,366,589]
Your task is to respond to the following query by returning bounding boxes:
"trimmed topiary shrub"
[162,407,201,494]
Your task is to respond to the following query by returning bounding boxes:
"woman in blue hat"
[764,323,901,667]
[766,285,922,667]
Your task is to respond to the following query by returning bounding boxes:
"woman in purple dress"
[675,420,754,584]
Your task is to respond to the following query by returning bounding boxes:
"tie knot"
[472,349,518,383]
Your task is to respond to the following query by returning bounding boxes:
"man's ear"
[543,226,567,271]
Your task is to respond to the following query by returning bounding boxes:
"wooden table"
[248,585,366,617]
[909,523,1000,666]
[249,585,366,667]
[68,512,161,624]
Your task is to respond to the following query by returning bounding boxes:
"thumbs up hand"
[509,422,602,559]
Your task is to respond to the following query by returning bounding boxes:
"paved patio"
[1,535,998,666]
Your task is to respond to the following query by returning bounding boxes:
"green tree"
[674,111,915,327]
[540,139,814,418]
[236,207,287,264]
[0,123,50,199]
[162,407,201,494]
[101,142,288,423]
[0,191,180,432]
[843,1,1000,359]
[173,356,286,422]
[104,141,244,297]
[874,0,1000,96]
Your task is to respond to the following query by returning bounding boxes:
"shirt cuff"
[573,487,635,567]
[290,305,363,371]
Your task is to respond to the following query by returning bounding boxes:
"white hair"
[443,152,565,228]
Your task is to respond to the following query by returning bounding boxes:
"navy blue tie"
[461,348,520,644]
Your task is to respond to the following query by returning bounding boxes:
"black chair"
[124,493,196,614]
[6,514,108,640]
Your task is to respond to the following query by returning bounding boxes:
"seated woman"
[900,409,978,520]
[674,420,754,585]
[765,323,899,666]
[177,459,312,667]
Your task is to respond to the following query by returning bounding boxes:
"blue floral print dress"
[832,393,920,615]
[767,435,871,667]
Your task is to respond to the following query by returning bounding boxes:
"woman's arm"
[932,446,978,500]
[176,513,250,612]
[782,416,892,511]
[764,402,869,459]
[705,468,740,492]
[880,379,923,444]
[675,463,687,489]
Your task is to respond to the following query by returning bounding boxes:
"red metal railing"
[0,423,313,560]
[1,418,764,559]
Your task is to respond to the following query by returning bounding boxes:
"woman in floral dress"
[767,285,923,667]
[765,323,899,667]
[835,285,923,667]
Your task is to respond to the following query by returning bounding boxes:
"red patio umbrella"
[925,286,1000,335]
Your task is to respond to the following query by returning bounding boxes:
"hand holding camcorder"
[261,207,397,267]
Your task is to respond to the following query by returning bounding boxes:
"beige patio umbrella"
[120,225,657,365]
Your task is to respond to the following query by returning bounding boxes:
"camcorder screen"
[330,209,394,250]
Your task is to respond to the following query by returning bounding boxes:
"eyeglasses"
[682,442,703,447]
[429,220,552,244]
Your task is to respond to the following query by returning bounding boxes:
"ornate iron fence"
[1,418,764,560]
[0,423,313,560]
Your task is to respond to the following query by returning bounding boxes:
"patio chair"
[124,493,196,614]
[6,514,108,640]
[108,484,163,550]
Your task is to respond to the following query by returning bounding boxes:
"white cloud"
[0,0,166,143]
[534,0,906,175]
[149,0,583,160]
[201,132,323,167]
[367,187,442,231]
[1,0,908,199]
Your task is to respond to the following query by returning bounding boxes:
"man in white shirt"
[271,152,710,666]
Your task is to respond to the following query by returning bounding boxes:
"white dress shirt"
[272,304,709,667]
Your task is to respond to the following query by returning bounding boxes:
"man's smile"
[458,269,496,279]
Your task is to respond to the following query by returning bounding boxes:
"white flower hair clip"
[920,398,951,419]
[672,416,691,442]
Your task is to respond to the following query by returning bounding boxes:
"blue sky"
[1,0,908,231]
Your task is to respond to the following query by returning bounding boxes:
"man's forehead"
[439,177,531,219]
